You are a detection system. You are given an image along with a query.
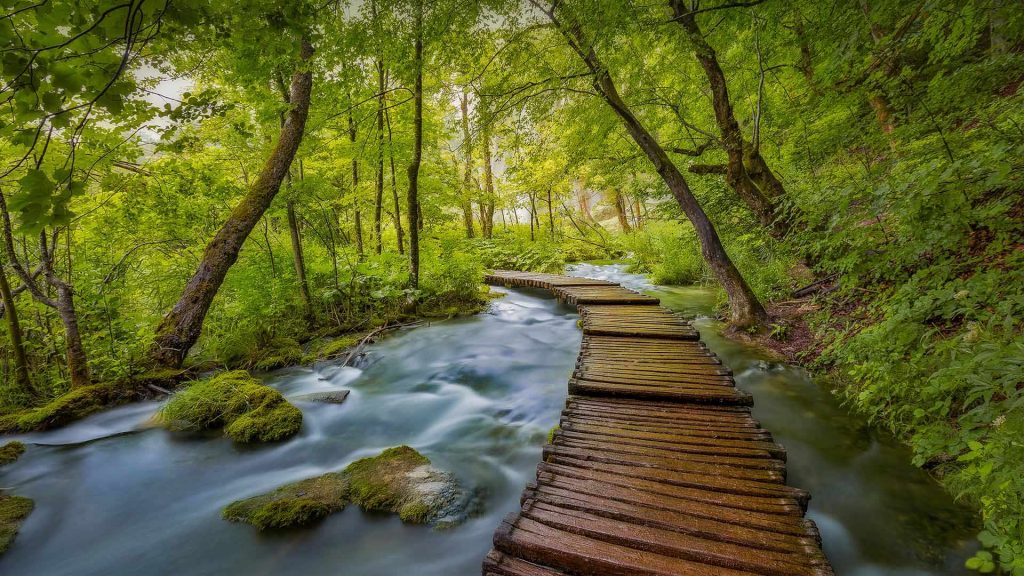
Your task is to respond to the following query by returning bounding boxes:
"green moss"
[312,334,362,360]
[0,442,25,467]
[223,446,468,532]
[223,402,302,443]
[248,337,304,371]
[398,501,432,523]
[547,425,560,444]
[0,414,21,434]
[0,494,34,554]
[159,370,302,443]
[345,446,427,513]
[343,445,465,525]
[8,384,128,433]
[223,473,347,530]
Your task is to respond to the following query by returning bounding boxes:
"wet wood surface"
[482,270,833,576]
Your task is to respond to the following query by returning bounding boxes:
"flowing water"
[0,264,978,575]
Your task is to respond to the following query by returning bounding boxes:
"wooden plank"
[482,271,832,576]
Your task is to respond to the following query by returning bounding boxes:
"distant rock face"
[291,390,350,404]
[222,446,471,531]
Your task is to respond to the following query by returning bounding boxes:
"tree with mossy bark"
[150,32,316,369]
[524,0,767,327]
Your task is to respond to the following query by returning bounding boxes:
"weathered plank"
[482,270,833,576]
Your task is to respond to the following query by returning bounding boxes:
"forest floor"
[725,300,824,364]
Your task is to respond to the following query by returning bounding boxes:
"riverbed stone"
[292,390,350,404]
[0,442,25,466]
[344,445,469,525]
[223,473,349,530]
[0,494,33,554]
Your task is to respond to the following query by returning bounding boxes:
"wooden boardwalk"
[482,270,833,576]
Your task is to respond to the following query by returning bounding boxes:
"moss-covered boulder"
[159,371,302,443]
[0,442,25,467]
[344,445,468,525]
[0,383,135,433]
[0,494,33,554]
[222,446,469,532]
[223,473,348,530]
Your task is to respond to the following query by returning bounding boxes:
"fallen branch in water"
[342,320,424,367]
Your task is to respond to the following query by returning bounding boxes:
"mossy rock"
[159,370,302,443]
[0,494,34,554]
[0,442,25,467]
[2,384,133,433]
[223,473,348,530]
[344,445,468,525]
[223,446,470,532]
[223,402,303,443]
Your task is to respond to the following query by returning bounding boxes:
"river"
[0,263,978,575]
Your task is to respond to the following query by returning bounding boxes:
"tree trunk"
[374,60,385,255]
[287,199,314,326]
[532,190,540,239]
[459,88,476,239]
[385,108,405,254]
[859,0,899,136]
[672,3,787,238]
[151,38,314,368]
[54,281,90,387]
[406,0,423,289]
[546,187,555,239]
[547,7,766,327]
[0,259,32,395]
[613,190,632,232]
[480,120,497,239]
[347,107,364,259]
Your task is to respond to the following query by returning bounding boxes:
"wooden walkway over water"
[482,270,833,576]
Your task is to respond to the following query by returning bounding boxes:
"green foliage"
[159,371,302,443]
[621,220,797,302]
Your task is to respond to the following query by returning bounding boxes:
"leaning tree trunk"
[151,39,314,368]
[672,3,787,238]
[406,0,423,289]
[545,5,766,327]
